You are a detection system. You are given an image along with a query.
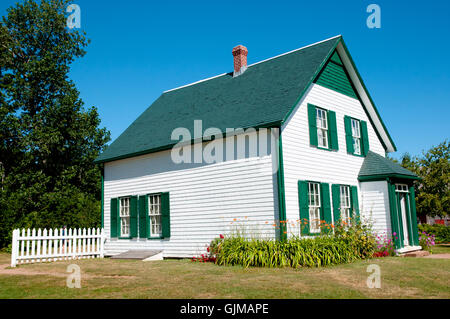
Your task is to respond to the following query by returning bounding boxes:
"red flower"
[219,234,224,239]
[207,247,210,252]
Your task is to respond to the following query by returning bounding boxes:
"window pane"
[148,195,162,236]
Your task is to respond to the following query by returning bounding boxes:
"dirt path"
[0,263,136,279]
[423,253,450,259]
[0,263,69,277]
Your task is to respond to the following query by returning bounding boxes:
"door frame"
[387,178,420,250]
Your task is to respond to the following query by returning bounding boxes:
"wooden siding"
[360,181,392,236]
[103,131,278,257]
[281,83,387,236]
[314,56,358,99]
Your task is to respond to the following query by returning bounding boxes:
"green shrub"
[209,220,376,268]
[418,224,450,243]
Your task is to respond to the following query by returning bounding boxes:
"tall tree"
[0,0,110,248]
[398,141,449,222]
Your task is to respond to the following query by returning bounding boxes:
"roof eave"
[358,173,421,182]
[94,120,283,164]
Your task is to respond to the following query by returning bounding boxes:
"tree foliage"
[398,140,449,221]
[0,0,110,248]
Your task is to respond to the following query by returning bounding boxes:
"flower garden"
[193,218,446,268]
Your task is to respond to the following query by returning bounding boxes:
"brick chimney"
[232,45,248,77]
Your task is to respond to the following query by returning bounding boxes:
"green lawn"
[0,246,449,299]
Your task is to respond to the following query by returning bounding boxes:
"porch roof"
[358,151,420,181]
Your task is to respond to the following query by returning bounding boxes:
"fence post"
[100,228,105,258]
[11,229,18,267]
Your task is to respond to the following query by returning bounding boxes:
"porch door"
[399,193,409,247]
[395,184,411,247]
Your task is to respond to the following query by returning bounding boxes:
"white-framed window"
[119,197,130,237]
[316,108,328,148]
[395,184,409,193]
[351,119,361,155]
[308,182,321,233]
[148,194,162,237]
[340,185,351,225]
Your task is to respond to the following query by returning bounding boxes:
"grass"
[0,246,449,299]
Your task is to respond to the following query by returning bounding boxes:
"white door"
[399,193,409,247]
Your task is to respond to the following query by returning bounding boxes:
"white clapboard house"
[95,35,421,257]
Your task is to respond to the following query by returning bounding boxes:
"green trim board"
[101,166,104,229]
[276,128,287,241]
[359,174,421,182]
[408,186,420,246]
[387,181,403,249]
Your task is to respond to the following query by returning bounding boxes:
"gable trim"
[281,37,397,153]
[314,53,358,99]
[336,40,397,152]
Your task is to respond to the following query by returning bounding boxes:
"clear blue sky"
[1,0,449,158]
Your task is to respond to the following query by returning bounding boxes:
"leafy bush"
[418,224,450,243]
[333,218,377,259]
[419,232,436,252]
[209,220,377,268]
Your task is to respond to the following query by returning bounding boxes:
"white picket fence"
[11,228,105,267]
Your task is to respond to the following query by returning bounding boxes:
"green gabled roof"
[95,35,397,163]
[358,151,419,181]
[95,36,341,163]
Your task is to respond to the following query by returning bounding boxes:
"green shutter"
[139,195,149,238]
[344,116,354,154]
[110,198,118,238]
[350,186,360,222]
[331,184,341,224]
[408,186,419,246]
[298,181,310,236]
[307,104,318,147]
[161,192,171,238]
[320,183,332,234]
[327,111,339,150]
[361,120,369,156]
[130,196,138,238]
[388,182,402,249]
